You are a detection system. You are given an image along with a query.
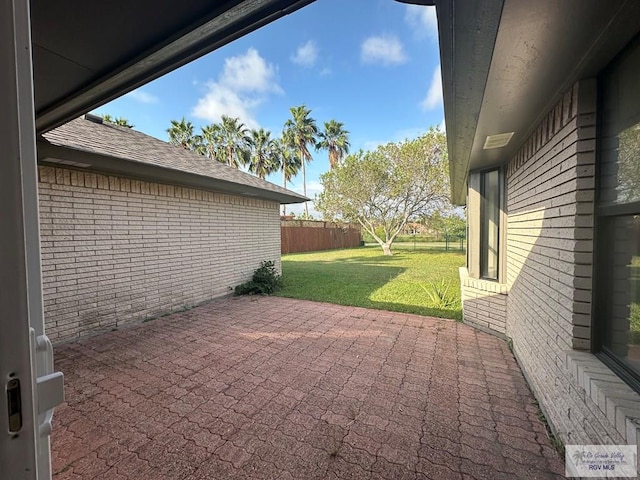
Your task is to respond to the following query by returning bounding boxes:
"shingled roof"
[39,116,307,204]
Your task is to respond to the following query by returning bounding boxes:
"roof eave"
[37,142,308,205]
[435,0,505,206]
[437,0,640,207]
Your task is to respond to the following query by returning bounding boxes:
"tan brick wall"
[38,166,281,343]
[505,80,628,445]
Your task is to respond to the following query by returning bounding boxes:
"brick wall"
[505,79,628,445]
[459,269,508,337]
[38,166,281,343]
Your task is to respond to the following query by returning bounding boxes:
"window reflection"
[604,216,640,369]
[618,125,640,203]
[601,36,640,205]
[481,169,500,280]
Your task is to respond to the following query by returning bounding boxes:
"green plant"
[235,261,282,295]
[420,279,458,309]
[630,303,640,343]
[532,400,565,456]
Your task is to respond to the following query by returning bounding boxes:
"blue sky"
[93,0,444,216]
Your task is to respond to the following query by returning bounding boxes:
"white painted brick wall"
[38,166,281,343]
[505,80,629,445]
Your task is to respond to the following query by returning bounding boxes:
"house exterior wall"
[460,79,640,449]
[460,167,508,336]
[459,270,508,337]
[503,80,624,446]
[463,79,640,448]
[38,165,281,343]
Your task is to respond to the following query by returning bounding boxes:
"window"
[596,35,640,388]
[480,169,501,280]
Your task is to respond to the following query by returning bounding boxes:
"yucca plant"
[420,279,457,309]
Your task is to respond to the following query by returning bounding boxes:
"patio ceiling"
[31,0,314,133]
[437,0,640,204]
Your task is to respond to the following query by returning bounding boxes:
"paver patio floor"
[51,296,565,479]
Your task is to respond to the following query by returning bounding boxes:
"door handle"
[33,331,64,437]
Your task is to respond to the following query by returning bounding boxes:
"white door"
[0,1,64,478]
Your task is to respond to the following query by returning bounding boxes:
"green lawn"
[277,245,466,320]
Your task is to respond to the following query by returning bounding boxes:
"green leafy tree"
[248,128,281,179]
[218,115,250,168]
[167,117,195,150]
[316,129,449,255]
[283,105,318,217]
[317,120,350,169]
[422,211,466,240]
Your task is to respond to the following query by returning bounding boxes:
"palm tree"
[112,117,134,128]
[199,123,222,161]
[167,117,195,150]
[248,128,281,179]
[218,115,250,168]
[283,105,318,216]
[279,135,303,216]
[101,114,133,128]
[317,120,350,169]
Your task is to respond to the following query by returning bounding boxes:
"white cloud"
[219,49,282,93]
[291,40,318,67]
[439,118,447,132]
[405,5,438,39]
[361,34,407,66]
[126,89,158,104]
[421,65,442,111]
[289,180,324,200]
[192,48,281,129]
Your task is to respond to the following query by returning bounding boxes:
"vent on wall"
[41,157,91,168]
[483,132,514,149]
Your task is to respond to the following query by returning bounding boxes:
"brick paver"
[51,296,565,479]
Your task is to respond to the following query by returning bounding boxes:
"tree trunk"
[302,155,308,217]
[381,242,393,256]
[329,148,338,169]
[282,171,286,216]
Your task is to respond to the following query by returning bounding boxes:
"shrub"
[235,261,282,295]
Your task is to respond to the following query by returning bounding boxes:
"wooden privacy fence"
[281,220,362,254]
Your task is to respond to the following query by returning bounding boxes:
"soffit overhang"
[437,0,640,205]
[32,0,314,133]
